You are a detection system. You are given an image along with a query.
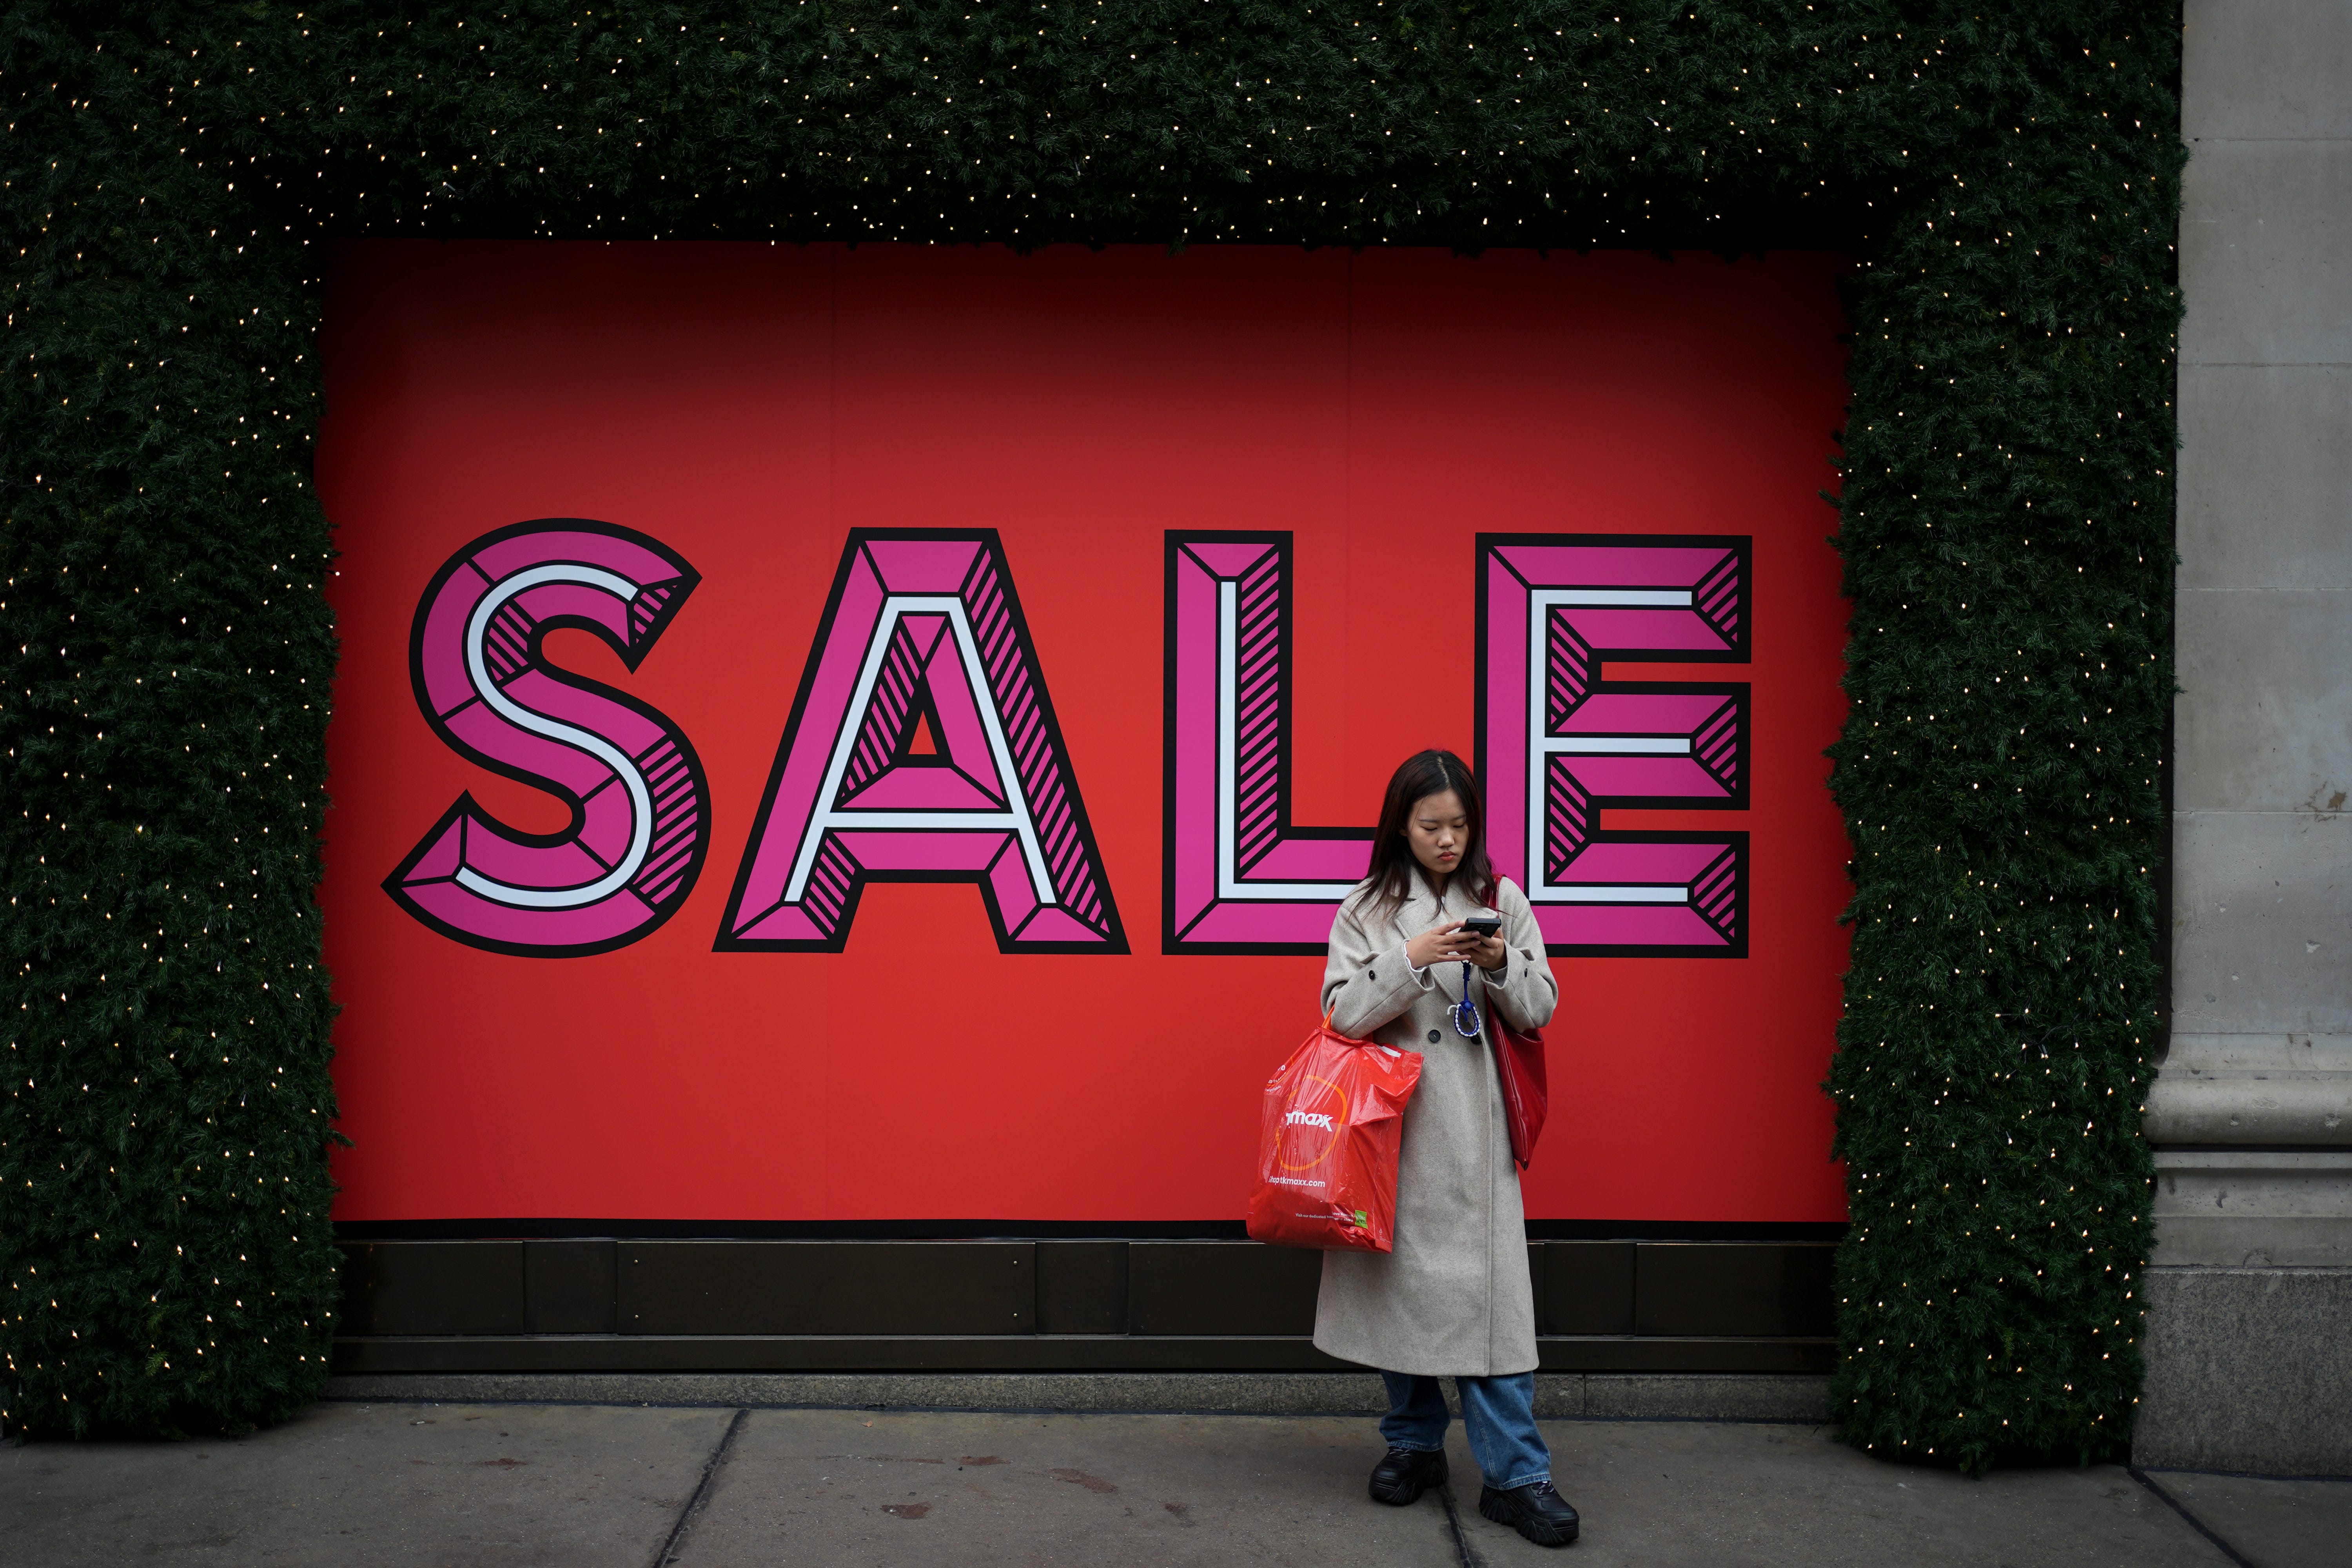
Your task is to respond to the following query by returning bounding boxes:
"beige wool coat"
[1311,874,1558,1377]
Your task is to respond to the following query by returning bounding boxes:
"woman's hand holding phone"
[1411,912,1505,973]
[1408,920,1508,972]
[1405,921,1473,970]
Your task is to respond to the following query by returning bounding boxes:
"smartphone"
[1460,915,1503,938]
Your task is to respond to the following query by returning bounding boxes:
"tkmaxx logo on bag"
[1277,1076,1351,1174]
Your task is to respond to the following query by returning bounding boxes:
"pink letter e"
[1478,534,1750,957]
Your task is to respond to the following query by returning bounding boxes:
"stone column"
[2138,0,2352,1475]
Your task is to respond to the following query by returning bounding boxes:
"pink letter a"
[717,532,1126,953]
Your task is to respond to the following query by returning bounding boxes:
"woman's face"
[1405,790,1471,883]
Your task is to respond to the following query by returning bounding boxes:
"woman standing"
[1315,750,1580,1548]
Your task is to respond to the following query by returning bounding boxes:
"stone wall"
[2139,0,2352,1475]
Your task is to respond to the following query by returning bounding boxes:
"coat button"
[1426,1029,1441,1044]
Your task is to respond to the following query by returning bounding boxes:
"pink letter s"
[385,520,710,957]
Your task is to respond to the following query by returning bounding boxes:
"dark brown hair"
[1359,749,1497,924]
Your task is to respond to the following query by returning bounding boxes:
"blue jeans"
[1379,1370,1551,1492]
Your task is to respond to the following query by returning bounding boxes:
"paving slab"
[2140,1470,2352,1568]
[5,1401,2341,1567]
[0,1399,730,1568]
[670,1407,1463,1567]
[1448,1421,2237,1567]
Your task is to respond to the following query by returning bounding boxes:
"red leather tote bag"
[1489,1010,1549,1170]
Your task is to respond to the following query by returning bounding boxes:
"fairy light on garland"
[6,4,2176,1459]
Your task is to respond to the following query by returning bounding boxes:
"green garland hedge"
[4,1,2177,1465]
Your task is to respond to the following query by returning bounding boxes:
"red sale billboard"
[317,241,1852,1227]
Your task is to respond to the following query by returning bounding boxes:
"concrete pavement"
[3,1397,2345,1566]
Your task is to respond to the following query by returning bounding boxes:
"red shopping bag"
[1245,1017,1424,1252]
[1490,1015,1550,1170]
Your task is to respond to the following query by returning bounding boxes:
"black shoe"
[1367,1445,1448,1506]
[1479,1480,1580,1546]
